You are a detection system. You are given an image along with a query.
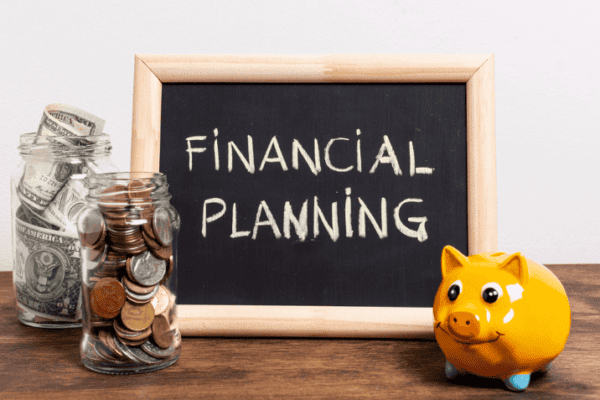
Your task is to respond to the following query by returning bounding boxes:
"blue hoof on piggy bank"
[434,246,570,392]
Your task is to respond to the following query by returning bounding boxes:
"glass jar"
[11,133,117,328]
[78,172,181,374]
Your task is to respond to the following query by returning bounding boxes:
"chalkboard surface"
[159,83,468,308]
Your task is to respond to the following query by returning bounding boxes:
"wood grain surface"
[1,265,599,399]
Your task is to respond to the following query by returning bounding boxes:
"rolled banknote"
[13,215,82,322]
[17,158,75,213]
[37,103,106,137]
[42,178,87,233]
[16,204,61,231]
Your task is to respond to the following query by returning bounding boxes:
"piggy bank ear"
[498,253,529,285]
[441,246,469,278]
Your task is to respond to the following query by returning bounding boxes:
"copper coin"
[113,318,152,340]
[150,244,172,261]
[125,284,160,304]
[89,277,126,319]
[110,241,147,256]
[127,180,155,200]
[99,329,125,358]
[152,208,173,246]
[99,184,129,202]
[116,334,148,348]
[130,251,166,286]
[112,335,141,362]
[120,301,155,332]
[77,208,106,248]
[122,275,156,295]
[141,229,162,250]
[89,243,108,263]
[162,255,174,282]
[151,314,174,349]
[150,286,170,316]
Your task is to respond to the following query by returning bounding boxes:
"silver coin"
[130,251,166,286]
[112,335,141,363]
[129,345,162,365]
[124,282,160,303]
[152,207,173,246]
[141,339,176,359]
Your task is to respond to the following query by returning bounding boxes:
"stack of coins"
[78,181,180,366]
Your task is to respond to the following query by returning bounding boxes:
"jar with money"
[11,132,117,328]
[77,172,181,374]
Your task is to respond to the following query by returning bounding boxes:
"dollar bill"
[37,104,105,137]
[16,204,61,231]
[17,158,75,212]
[13,216,82,321]
[42,178,87,232]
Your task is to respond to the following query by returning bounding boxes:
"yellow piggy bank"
[433,246,570,391]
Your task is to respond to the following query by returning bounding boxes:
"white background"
[0,1,599,271]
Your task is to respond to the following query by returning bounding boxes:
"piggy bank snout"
[447,311,480,340]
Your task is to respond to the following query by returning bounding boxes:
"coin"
[89,277,126,319]
[141,339,177,359]
[151,314,174,349]
[77,208,106,248]
[116,334,148,347]
[120,300,155,332]
[113,318,153,340]
[141,229,162,250]
[150,244,172,261]
[128,345,162,365]
[122,275,156,295]
[125,283,159,304]
[150,286,170,315]
[152,208,173,246]
[89,243,108,263]
[127,180,155,200]
[112,335,141,362]
[130,251,166,286]
[99,329,125,359]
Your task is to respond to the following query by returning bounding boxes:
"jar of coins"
[11,132,116,328]
[77,172,181,374]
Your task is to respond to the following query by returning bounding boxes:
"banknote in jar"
[42,177,87,232]
[16,204,61,231]
[13,215,82,321]
[37,104,106,137]
[17,158,74,213]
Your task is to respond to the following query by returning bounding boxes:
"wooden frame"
[131,54,496,338]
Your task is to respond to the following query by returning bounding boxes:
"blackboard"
[131,55,497,337]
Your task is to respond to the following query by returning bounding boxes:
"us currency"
[42,177,87,233]
[17,159,75,213]
[13,215,82,321]
[37,103,106,137]
[16,204,61,231]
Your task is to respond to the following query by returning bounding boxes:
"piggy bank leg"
[445,361,460,379]
[503,373,531,392]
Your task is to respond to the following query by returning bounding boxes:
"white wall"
[1,0,598,270]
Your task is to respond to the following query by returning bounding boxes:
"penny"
[151,314,174,349]
[130,251,166,286]
[120,300,155,332]
[127,180,155,200]
[125,284,159,304]
[89,277,126,319]
[99,329,125,359]
[141,338,176,359]
[152,207,173,246]
[122,275,156,295]
[89,243,108,263]
[150,244,172,261]
[110,240,147,256]
[113,318,152,340]
[90,320,113,328]
[141,229,162,250]
[99,184,129,202]
[94,337,120,363]
[116,334,148,347]
[150,286,170,316]
[77,208,106,248]
[162,255,174,282]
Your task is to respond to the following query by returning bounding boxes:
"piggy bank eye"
[447,280,462,301]
[482,282,503,303]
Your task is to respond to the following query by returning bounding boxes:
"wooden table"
[1,266,599,399]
